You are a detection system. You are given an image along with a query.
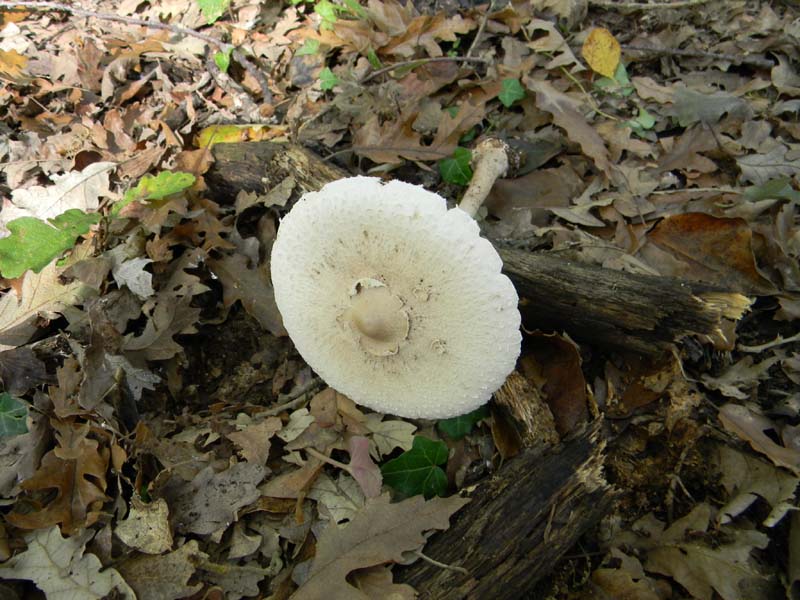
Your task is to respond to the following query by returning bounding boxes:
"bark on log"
[205,140,751,355]
[394,421,614,599]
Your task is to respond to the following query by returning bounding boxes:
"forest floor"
[0,0,799,598]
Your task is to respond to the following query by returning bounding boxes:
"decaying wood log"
[395,421,613,599]
[205,140,751,355]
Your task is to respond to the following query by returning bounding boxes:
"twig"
[261,378,323,416]
[738,331,800,353]
[412,550,470,575]
[622,44,774,69]
[590,0,712,9]
[361,56,489,84]
[466,1,494,59]
[559,66,620,122]
[0,0,272,103]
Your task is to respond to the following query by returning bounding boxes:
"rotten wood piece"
[395,421,614,599]
[206,140,751,355]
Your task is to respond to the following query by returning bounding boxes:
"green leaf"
[214,48,232,73]
[498,78,526,108]
[0,210,100,279]
[439,147,473,186]
[744,177,800,202]
[196,0,230,24]
[0,393,28,438]
[297,39,320,56]
[366,48,382,70]
[381,436,448,499]
[437,405,490,440]
[319,67,339,91]
[626,107,656,137]
[112,171,196,217]
[341,0,366,17]
[314,0,338,29]
[594,62,634,97]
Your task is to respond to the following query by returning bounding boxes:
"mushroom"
[270,176,520,419]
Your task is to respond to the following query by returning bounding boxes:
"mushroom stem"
[458,138,511,218]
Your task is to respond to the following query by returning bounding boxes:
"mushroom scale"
[270,176,521,419]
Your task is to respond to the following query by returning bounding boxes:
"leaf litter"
[0,0,798,598]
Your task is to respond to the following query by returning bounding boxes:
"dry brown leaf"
[382,13,475,58]
[352,565,417,599]
[291,493,468,600]
[524,78,613,176]
[207,252,286,337]
[117,540,204,600]
[718,403,800,475]
[7,425,109,534]
[646,213,777,295]
[521,333,588,435]
[115,497,173,554]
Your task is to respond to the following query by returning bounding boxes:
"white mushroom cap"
[270,176,521,419]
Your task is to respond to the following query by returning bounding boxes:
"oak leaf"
[291,493,469,599]
[0,526,134,599]
[7,427,109,534]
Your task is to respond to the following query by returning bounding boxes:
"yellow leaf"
[0,49,28,82]
[581,28,621,78]
[194,124,289,149]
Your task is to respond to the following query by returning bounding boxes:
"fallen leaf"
[670,87,752,127]
[7,425,109,534]
[522,333,588,435]
[347,435,383,498]
[117,540,204,600]
[352,565,417,599]
[363,414,416,460]
[167,461,267,535]
[1,162,114,227]
[524,78,613,176]
[207,251,286,336]
[701,355,781,400]
[291,493,468,600]
[644,504,771,600]
[647,213,777,295]
[737,143,800,185]
[582,28,621,78]
[308,472,365,524]
[123,293,201,360]
[115,496,174,554]
[0,526,135,599]
[718,403,800,475]
[717,444,799,527]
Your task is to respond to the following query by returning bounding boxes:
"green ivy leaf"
[341,0,366,17]
[196,0,230,24]
[381,436,448,499]
[498,78,526,108]
[0,210,100,279]
[0,393,28,438]
[626,107,656,137]
[319,67,339,91]
[296,39,320,56]
[439,147,473,186]
[112,171,196,217]
[314,0,338,29]
[437,405,490,440]
[214,48,232,73]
